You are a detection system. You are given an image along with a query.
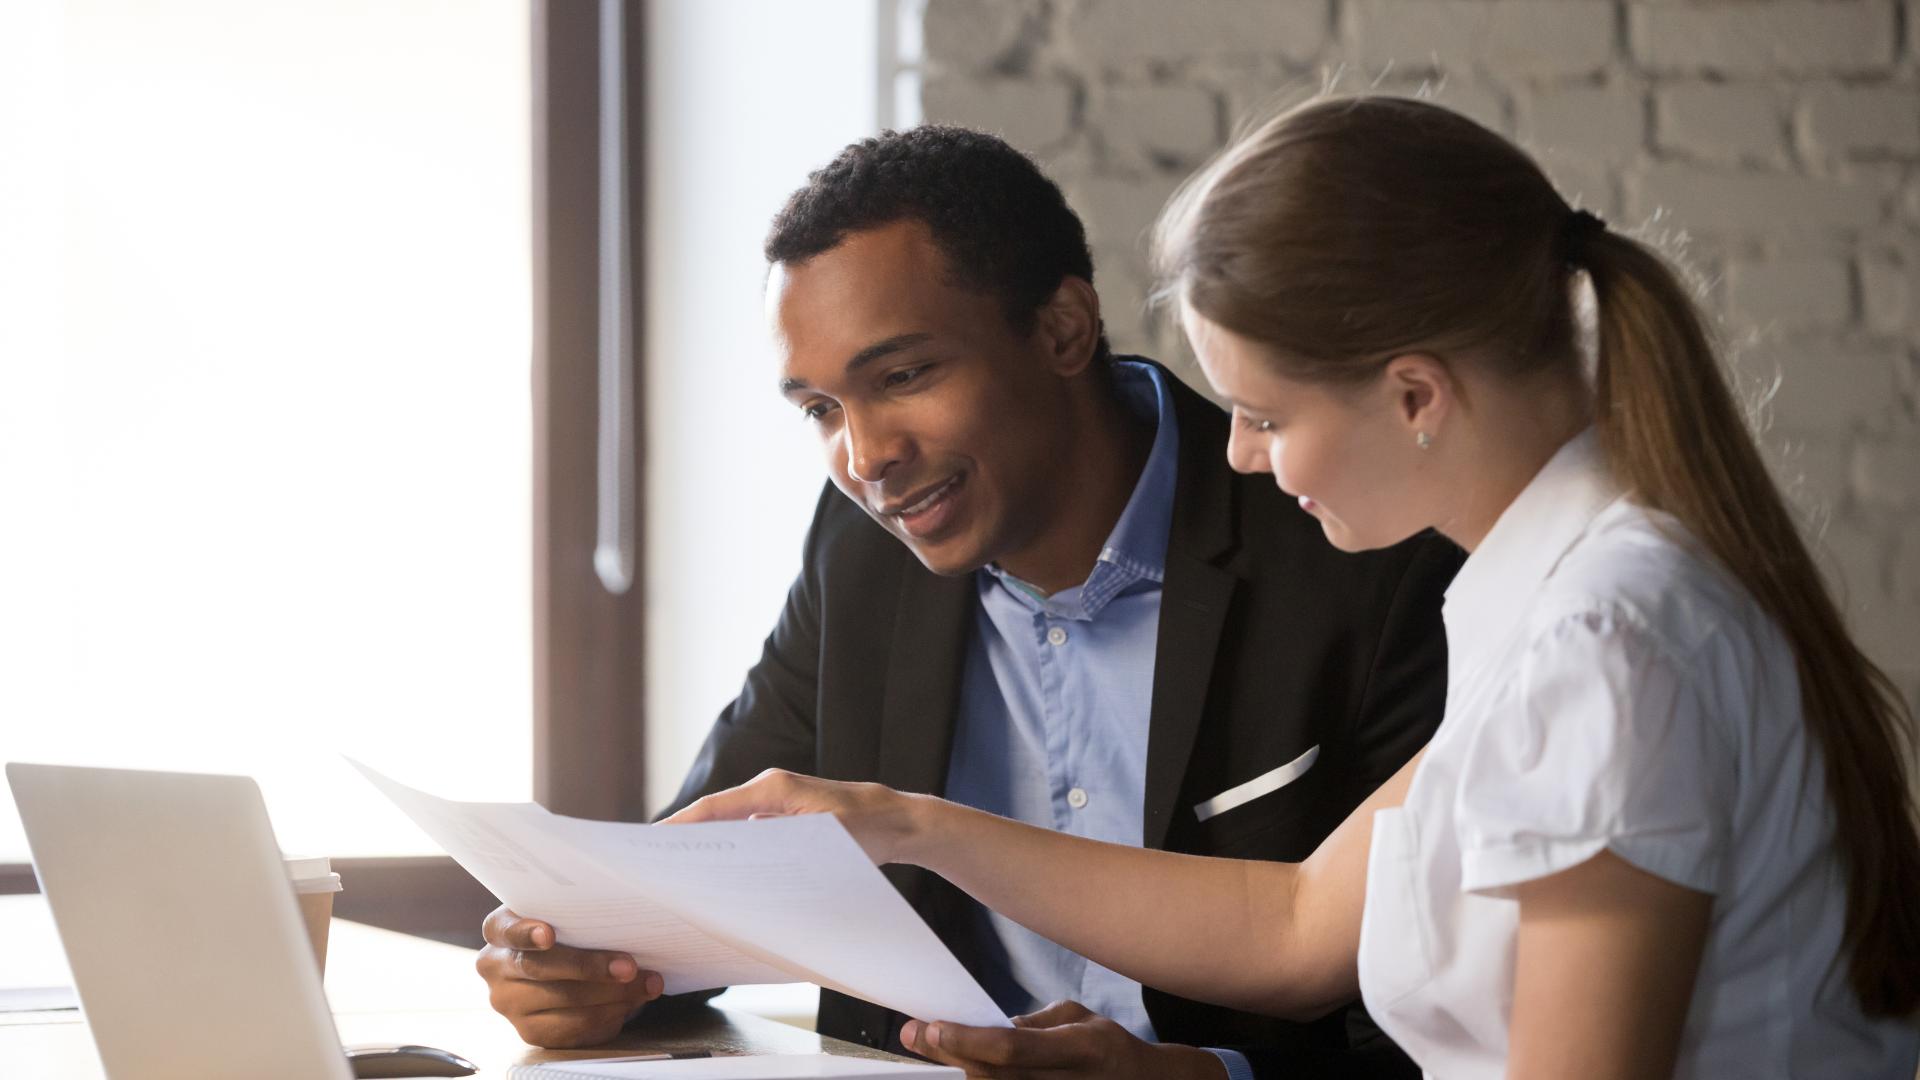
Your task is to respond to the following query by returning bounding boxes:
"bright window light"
[0,0,533,861]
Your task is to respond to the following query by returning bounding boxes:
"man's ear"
[1380,353,1455,439]
[1034,276,1102,377]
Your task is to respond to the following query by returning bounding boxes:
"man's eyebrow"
[778,333,935,395]
[846,333,934,373]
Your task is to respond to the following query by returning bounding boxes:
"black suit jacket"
[663,360,1462,1078]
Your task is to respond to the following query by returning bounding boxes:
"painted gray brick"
[1070,0,1327,64]
[1522,86,1646,163]
[1095,86,1222,161]
[1630,163,1886,231]
[1859,256,1909,335]
[921,76,1073,153]
[1728,257,1854,330]
[923,0,1032,73]
[1803,85,1920,158]
[1345,0,1615,75]
[1766,348,1904,431]
[1856,430,1920,507]
[1657,84,1789,163]
[1630,1,1897,75]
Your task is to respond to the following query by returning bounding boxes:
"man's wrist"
[1162,1042,1234,1080]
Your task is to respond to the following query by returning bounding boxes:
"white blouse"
[1356,429,1920,1079]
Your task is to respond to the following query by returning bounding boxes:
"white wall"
[644,1,880,815]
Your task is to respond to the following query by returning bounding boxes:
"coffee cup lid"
[283,855,342,892]
[293,871,343,894]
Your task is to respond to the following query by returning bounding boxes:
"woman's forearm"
[665,752,1421,1018]
[892,759,1406,1019]
[894,797,1327,1015]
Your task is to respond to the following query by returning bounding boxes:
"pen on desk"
[567,1052,714,1063]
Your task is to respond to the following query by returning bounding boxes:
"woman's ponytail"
[1579,228,1920,1018]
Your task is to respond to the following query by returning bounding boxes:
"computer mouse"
[345,1043,478,1078]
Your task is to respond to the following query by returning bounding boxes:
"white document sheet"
[507,1054,961,1079]
[349,761,1010,1028]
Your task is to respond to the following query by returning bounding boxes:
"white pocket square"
[1192,744,1320,822]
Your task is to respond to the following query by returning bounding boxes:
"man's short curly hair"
[765,125,1111,365]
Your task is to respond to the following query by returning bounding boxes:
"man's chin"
[898,533,993,578]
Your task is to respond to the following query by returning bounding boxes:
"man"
[477,127,1462,1078]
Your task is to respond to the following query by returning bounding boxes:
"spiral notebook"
[505,1055,961,1079]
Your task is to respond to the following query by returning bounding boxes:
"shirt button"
[1047,626,1069,646]
[1067,787,1089,809]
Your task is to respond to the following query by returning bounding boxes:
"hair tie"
[1559,208,1607,263]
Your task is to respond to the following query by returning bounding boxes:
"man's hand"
[476,905,665,1048]
[898,1000,1229,1080]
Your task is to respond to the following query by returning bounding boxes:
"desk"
[2,906,909,1078]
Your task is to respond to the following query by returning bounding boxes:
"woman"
[669,97,1920,1079]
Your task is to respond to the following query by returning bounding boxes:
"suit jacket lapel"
[1144,364,1238,851]
[875,562,975,797]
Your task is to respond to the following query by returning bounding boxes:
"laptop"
[7,762,354,1080]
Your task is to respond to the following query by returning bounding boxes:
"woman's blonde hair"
[1156,94,1920,1016]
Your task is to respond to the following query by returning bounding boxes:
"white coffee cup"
[283,854,343,976]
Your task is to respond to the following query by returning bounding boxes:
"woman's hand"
[899,1001,1228,1080]
[659,769,934,866]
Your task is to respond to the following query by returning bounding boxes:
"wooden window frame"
[532,0,650,826]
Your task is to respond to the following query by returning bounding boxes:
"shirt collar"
[1442,427,1623,682]
[983,360,1181,620]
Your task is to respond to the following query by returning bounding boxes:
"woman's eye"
[802,401,836,422]
[1238,412,1275,434]
[884,366,927,389]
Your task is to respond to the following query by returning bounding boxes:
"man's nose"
[842,408,908,485]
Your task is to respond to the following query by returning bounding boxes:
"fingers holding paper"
[477,905,665,1048]
[898,1001,1229,1080]
[662,769,927,866]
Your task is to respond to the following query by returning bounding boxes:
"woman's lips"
[1298,495,1318,514]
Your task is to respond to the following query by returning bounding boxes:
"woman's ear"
[1381,353,1454,442]
[1036,276,1102,376]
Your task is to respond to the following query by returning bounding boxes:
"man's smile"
[878,472,966,538]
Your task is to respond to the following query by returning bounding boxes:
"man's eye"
[802,401,837,422]
[884,365,927,389]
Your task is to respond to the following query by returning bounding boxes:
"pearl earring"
[1417,432,1432,450]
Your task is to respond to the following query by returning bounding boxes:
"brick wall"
[916,0,1920,710]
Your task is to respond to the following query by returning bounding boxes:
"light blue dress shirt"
[940,362,1257,1078]
[943,360,1176,1041]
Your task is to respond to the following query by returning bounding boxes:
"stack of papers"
[350,761,1009,1029]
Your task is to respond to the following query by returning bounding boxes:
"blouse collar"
[1441,427,1623,685]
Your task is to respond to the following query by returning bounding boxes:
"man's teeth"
[903,477,958,515]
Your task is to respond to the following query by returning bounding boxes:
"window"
[3,0,898,868]
[0,0,534,862]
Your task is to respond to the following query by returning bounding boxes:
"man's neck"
[995,379,1156,596]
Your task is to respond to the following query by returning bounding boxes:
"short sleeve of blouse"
[1454,606,1735,897]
